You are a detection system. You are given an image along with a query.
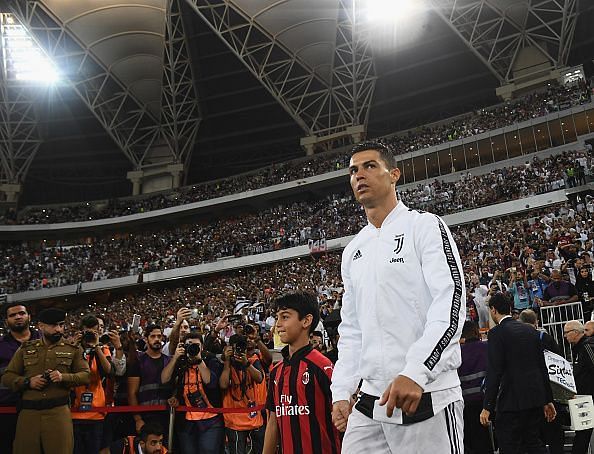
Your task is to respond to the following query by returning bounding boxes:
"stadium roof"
[3,0,594,205]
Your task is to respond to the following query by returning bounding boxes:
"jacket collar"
[281,344,313,365]
[367,201,408,230]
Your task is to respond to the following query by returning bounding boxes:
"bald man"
[584,320,594,338]
[563,320,594,454]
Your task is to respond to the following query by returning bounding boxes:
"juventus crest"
[393,234,404,254]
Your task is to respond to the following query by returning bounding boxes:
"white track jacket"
[331,201,466,410]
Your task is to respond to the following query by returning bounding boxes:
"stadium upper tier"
[8,200,590,334]
[2,81,591,226]
[1,149,588,296]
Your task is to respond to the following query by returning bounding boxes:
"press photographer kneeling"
[161,332,224,454]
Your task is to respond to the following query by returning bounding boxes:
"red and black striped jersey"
[266,344,341,454]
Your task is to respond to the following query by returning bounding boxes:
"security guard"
[1,307,90,454]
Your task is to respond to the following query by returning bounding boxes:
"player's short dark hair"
[1,302,29,320]
[461,321,479,340]
[488,292,512,315]
[273,291,320,334]
[138,422,163,442]
[351,140,397,169]
[80,314,99,330]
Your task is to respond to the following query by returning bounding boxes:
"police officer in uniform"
[1,308,90,454]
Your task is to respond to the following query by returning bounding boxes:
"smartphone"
[190,308,199,319]
[131,314,141,333]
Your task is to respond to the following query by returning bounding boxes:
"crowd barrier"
[0,403,266,452]
[541,301,585,361]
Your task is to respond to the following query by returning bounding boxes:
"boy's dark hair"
[488,292,512,315]
[80,314,99,330]
[138,422,163,442]
[143,323,162,337]
[351,140,397,170]
[273,291,320,335]
[311,330,324,339]
[2,302,29,320]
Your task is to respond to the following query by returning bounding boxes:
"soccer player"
[263,292,341,454]
[331,141,466,452]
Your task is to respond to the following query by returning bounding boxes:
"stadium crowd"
[1,149,591,295]
[1,200,594,453]
[3,80,590,226]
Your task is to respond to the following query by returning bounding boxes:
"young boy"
[263,291,341,454]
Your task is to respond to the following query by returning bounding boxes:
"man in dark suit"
[480,293,556,454]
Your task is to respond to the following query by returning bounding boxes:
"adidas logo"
[353,250,362,261]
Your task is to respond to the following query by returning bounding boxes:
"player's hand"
[544,402,556,422]
[135,418,145,434]
[29,374,48,390]
[48,369,63,383]
[332,400,352,432]
[176,307,192,324]
[480,409,491,426]
[379,375,423,417]
[168,396,179,408]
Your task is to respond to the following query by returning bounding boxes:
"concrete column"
[347,125,365,144]
[300,136,317,156]
[126,170,144,196]
[167,163,185,189]
[0,183,21,203]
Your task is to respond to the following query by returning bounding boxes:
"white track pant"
[342,400,464,454]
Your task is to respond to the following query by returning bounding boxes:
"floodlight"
[1,13,60,84]
[366,0,420,24]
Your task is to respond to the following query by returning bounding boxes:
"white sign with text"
[544,350,577,394]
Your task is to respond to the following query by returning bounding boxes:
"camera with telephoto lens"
[233,336,248,356]
[184,342,201,357]
[99,332,111,345]
[82,330,97,344]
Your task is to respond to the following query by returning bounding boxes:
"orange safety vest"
[182,366,217,421]
[222,354,263,431]
[71,347,109,420]
[124,436,168,454]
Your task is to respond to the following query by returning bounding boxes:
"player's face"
[349,149,400,208]
[275,309,311,345]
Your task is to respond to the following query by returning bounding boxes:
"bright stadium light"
[366,0,421,24]
[364,0,429,54]
[1,13,60,83]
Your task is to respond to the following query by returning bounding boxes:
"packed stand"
[0,253,344,454]
[2,201,594,453]
[1,149,592,295]
[5,81,591,226]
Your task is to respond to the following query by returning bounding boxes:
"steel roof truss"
[431,0,578,84]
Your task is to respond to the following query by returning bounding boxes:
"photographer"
[220,334,265,454]
[161,332,224,454]
[71,314,116,454]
